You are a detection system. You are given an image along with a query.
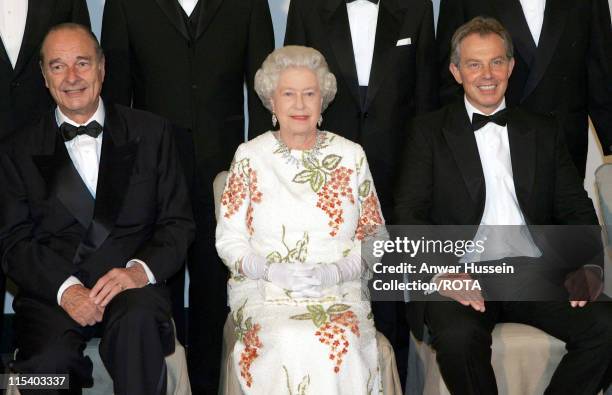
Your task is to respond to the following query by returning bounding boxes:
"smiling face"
[450,33,514,114]
[41,28,105,124]
[271,66,322,139]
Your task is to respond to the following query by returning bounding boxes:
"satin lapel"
[0,37,10,68]
[32,114,95,230]
[321,0,361,108]
[507,110,535,208]
[522,0,569,101]
[492,0,536,66]
[85,105,137,255]
[364,0,402,109]
[195,0,223,41]
[155,0,190,41]
[13,0,55,76]
[442,101,485,205]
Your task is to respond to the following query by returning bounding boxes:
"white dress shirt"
[0,0,28,68]
[518,0,546,46]
[56,100,156,305]
[178,0,198,17]
[346,0,379,86]
[462,97,542,262]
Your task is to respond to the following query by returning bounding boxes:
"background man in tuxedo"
[395,17,612,394]
[0,0,90,369]
[436,0,612,177]
[100,1,274,392]
[0,24,194,394]
[284,0,438,382]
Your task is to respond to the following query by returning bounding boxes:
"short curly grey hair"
[255,46,337,112]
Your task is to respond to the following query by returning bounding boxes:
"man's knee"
[430,321,492,357]
[105,287,166,326]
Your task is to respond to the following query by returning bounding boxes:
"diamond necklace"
[274,131,326,168]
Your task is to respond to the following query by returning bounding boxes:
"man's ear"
[449,63,463,85]
[507,57,515,79]
[39,61,49,88]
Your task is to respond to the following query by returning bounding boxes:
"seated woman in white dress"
[215,46,387,394]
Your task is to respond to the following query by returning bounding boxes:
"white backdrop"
[4,0,610,313]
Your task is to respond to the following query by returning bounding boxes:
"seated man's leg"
[509,301,612,394]
[425,301,500,395]
[11,296,94,395]
[100,285,174,395]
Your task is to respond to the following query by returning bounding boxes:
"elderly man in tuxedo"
[0,24,194,394]
[0,0,90,371]
[436,0,612,177]
[395,17,612,394]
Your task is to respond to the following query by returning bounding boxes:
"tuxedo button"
[363,112,369,119]
[191,84,198,89]
[10,82,20,88]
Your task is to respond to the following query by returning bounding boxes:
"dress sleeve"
[215,144,261,276]
[350,146,388,273]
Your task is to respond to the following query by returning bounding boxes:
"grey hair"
[40,23,104,64]
[254,46,337,112]
[450,16,514,67]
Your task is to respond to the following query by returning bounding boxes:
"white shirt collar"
[464,96,506,122]
[55,99,106,127]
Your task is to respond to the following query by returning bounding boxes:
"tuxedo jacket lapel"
[0,37,10,69]
[155,0,190,41]
[522,0,569,101]
[32,114,95,231]
[75,104,137,264]
[195,0,224,41]
[365,0,403,109]
[13,0,55,76]
[492,0,537,67]
[442,101,486,207]
[507,110,536,208]
[321,0,361,108]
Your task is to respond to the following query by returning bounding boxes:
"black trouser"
[425,300,612,395]
[187,201,229,395]
[11,285,174,395]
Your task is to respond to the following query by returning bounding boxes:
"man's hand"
[437,273,486,312]
[60,284,104,326]
[565,266,604,308]
[89,265,149,307]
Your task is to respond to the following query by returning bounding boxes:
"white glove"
[266,262,320,291]
[291,255,362,298]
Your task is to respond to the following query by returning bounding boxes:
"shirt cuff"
[57,276,84,305]
[424,270,448,295]
[126,259,156,284]
[583,264,604,278]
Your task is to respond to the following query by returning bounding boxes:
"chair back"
[213,171,229,221]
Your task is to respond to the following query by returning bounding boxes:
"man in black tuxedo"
[395,17,612,394]
[0,0,90,368]
[284,1,438,381]
[100,1,274,392]
[0,24,194,394]
[437,0,612,177]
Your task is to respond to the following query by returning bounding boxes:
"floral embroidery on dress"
[290,304,360,374]
[355,179,383,240]
[266,225,309,263]
[234,300,263,388]
[287,152,355,237]
[221,158,262,235]
[283,366,311,395]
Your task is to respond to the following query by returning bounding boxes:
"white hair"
[254,46,337,112]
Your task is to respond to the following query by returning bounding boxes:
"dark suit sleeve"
[393,120,434,225]
[0,154,79,303]
[436,0,465,105]
[246,0,275,139]
[284,0,307,45]
[71,0,91,27]
[415,0,439,113]
[587,0,612,155]
[551,124,599,225]
[132,121,195,282]
[100,0,133,106]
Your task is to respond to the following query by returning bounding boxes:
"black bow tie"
[471,109,508,131]
[60,121,103,141]
[346,0,379,4]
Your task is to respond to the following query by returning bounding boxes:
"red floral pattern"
[316,167,355,237]
[221,159,262,235]
[234,300,263,388]
[355,192,383,240]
